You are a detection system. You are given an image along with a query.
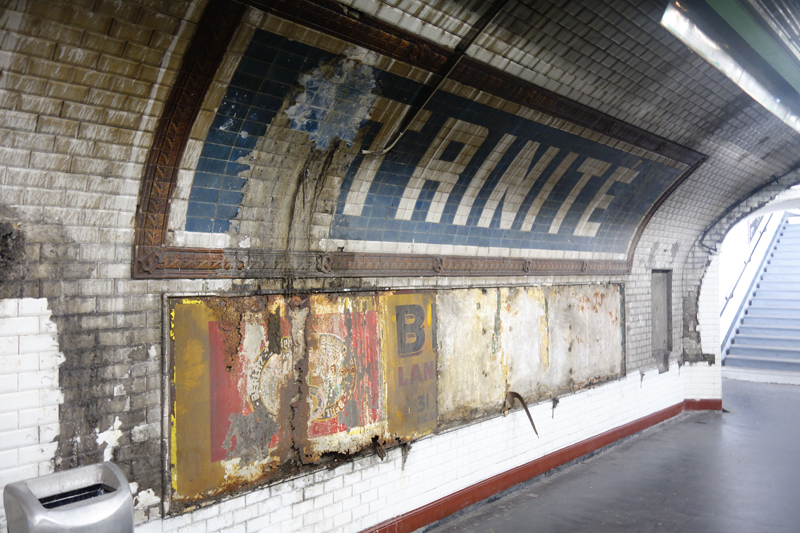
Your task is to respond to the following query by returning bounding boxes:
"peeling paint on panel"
[503,287,547,400]
[437,289,508,424]
[546,285,622,396]
[382,293,438,438]
[302,294,386,462]
[168,285,621,506]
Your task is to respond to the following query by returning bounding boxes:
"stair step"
[738,325,800,337]
[753,289,800,299]
[741,316,800,328]
[757,280,800,289]
[768,259,800,266]
[748,299,800,308]
[746,307,800,317]
[725,354,800,372]
[728,344,800,358]
[732,334,800,347]
[762,265,800,274]
[760,274,800,283]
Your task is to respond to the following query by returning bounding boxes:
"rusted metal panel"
[171,299,225,501]
[170,297,294,504]
[437,289,508,425]
[168,285,621,506]
[545,285,622,393]
[502,287,549,401]
[170,293,395,502]
[437,285,623,424]
[381,293,438,438]
[301,294,388,462]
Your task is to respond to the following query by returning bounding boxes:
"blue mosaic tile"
[188,201,216,218]
[213,219,231,233]
[215,204,240,219]
[200,142,233,160]
[187,28,683,251]
[190,187,220,204]
[186,217,213,233]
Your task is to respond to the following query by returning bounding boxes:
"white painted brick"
[190,504,219,522]
[0,427,39,451]
[39,351,65,371]
[0,412,18,431]
[136,520,164,533]
[218,525,246,533]
[218,495,246,515]
[39,423,59,443]
[0,390,39,413]
[39,388,63,407]
[18,299,49,317]
[232,505,259,524]
[177,522,207,533]
[0,463,38,488]
[38,461,54,476]
[257,496,281,515]
[19,334,58,354]
[0,300,18,318]
[0,317,40,337]
[18,369,58,391]
[0,374,18,393]
[0,336,19,356]
[17,405,58,428]
[162,514,192,531]
[0,449,18,470]
[244,487,270,506]
[206,513,234,532]
[17,441,58,466]
[246,514,271,531]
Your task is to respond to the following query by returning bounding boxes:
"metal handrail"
[720,212,774,316]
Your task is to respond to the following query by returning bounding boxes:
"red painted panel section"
[360,399,721,533]
[209,321,244,462]
[307,307,382,438]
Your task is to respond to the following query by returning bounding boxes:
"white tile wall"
[0,298,64,532]
[136,362,720,533]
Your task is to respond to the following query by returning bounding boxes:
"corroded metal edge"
[132,0,707,279]
[134,247,628,279]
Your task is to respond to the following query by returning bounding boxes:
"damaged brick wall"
[0,0,213,524]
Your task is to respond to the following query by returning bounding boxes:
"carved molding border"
[132,0,707,279]
[133,248,629,279]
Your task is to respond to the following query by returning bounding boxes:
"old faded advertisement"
[169,284,622,503]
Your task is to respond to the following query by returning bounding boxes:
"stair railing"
[721,213,774,316]
[720,212,787,360]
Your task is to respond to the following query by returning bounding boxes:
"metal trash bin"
[3,462,134,533]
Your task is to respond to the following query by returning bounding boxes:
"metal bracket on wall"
[503,391,539,438]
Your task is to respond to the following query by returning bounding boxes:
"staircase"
[726,216,800,372]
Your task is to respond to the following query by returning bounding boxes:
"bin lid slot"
[39,483,116,509]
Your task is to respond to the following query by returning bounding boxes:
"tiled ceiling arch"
[132,0,706,279]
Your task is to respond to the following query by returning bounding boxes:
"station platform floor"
[427,378,800,533]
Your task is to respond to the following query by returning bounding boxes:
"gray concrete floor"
[429,379,800,533]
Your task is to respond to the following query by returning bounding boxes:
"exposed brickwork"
[0,0,209,523]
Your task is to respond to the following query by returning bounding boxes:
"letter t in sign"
[396,305,425,356]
